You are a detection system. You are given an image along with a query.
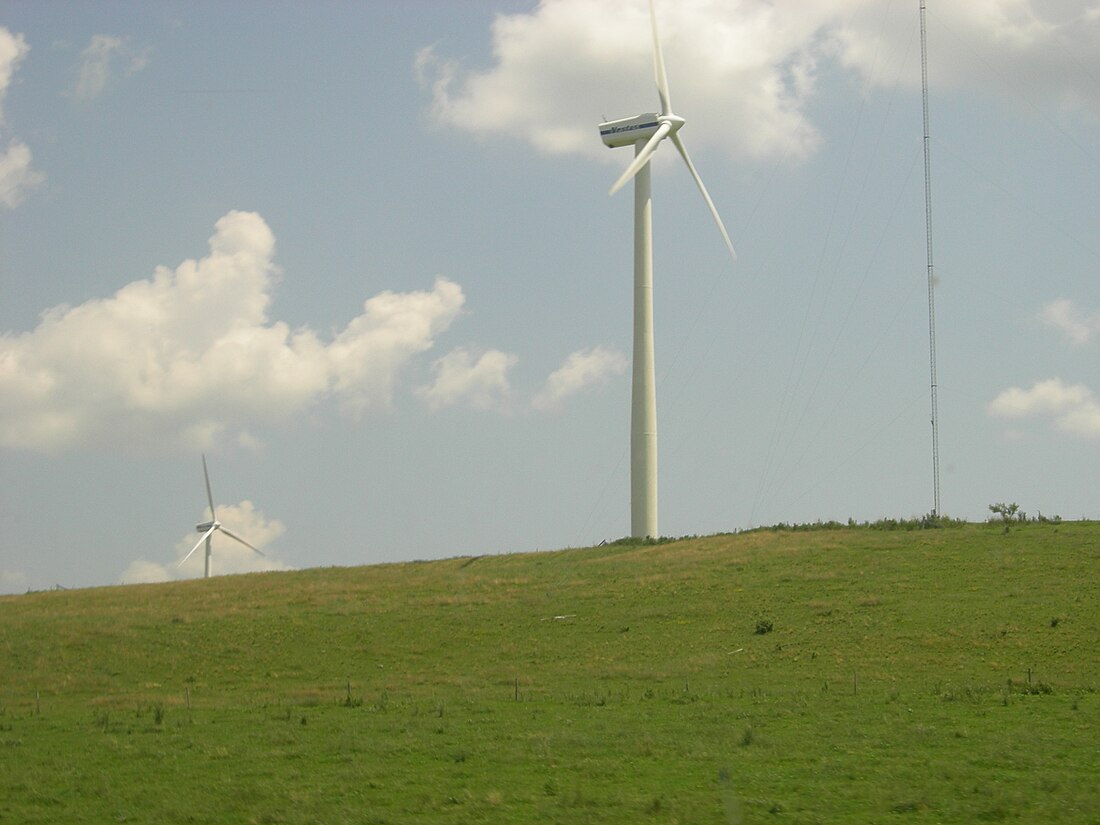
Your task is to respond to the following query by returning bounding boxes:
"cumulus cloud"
[328,278,466,415]
[1041,298,1100,345]
[0,27,43,208]
[416,345,628,413]
[417,0,825,163]
[532,346,628,412]
[0,210,466,452]
[417,0,1100,164]
[988,377,1100,439]
[121,500,292,583]
[417,347,518,411]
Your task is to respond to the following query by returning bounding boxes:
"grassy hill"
[2,522,1098,824]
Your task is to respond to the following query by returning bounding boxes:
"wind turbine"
[177,454,264,578]
[597,0,736,538]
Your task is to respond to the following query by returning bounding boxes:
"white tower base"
[631,142,658,539]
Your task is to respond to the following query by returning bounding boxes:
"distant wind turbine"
[177,455,264,578]
[597,0,736,538]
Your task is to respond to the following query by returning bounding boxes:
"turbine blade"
[201,454,216,520]
[178,526,216,568]
[609,121,671,196]
[671,133,737,261]
[219,527,265,557]
[650,0,672,115]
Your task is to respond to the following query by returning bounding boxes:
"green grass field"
[2,521,1098,824]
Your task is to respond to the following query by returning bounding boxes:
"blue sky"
[1,0,1097,592]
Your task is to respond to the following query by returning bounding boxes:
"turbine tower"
[597,0,736,538]
[178,454,264,578]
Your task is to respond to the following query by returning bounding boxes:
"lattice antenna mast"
[920,0,941,515]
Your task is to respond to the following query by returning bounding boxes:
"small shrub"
[755,618,774,635]
[1020,682,1054,696]
[605,535,684,548]
[891,800,925,814]
[342,682,363,708]
[753,514,966,532]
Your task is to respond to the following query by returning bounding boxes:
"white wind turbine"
[177,455,264,578]
[598,0,736,538]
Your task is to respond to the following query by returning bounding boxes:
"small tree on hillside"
[989,502,1023,534]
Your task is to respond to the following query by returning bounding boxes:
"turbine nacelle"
[600,113,657,148]
[599,113,685,149]
[196,520,218,533]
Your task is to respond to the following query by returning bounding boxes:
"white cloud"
[532,346,628,412]
[121,500,292,583]
[1057,403,1100,438]
[1,568,28,594]
[417,345,628,413]
[417,347,518,412]
[0,138,42,207]
[128,47,152,76]
[0,211,467,453]
[988,377,1100,439]
[70,34,124,100]
[418,0,1100,164]
[417,0,826,164]
[119,559,172,585]
[328,279,466,415]
[989,378,1091,416]
[66,34,151,101]
[1041,298,1100,345]
[0,27,42,208]
[0,27,28,113]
